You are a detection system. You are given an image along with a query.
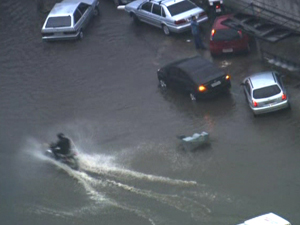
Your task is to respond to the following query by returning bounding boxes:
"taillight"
[282,94,287,100]
[225,75,230,80]
[216,4,220,9]
[211,29,216,40]
[199,85,206,92]
[175,19,186,25]
[253,101,258,107]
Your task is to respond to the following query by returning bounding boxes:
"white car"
[41,0,99,41]
[241,71,290,116]
[124,0,208,36]
[237,213,291,225]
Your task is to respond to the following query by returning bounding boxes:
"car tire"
[93,6,99,16]
[162,25,170,36]
[190,93,197,101]
[159,79,167,88]
[132,13,140,25]
[78,30,84,40]
[113,0,119,6]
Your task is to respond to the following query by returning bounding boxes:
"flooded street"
[1,0,300,224]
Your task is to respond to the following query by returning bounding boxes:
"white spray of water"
[79,153,197,186]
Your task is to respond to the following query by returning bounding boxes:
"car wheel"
[93,6,99,16]
[78,30,84,40]
[190,93,197,101]
[132,13,140,25]
[162,25,170,36]
[245,43,250,53]
[159,79,167,88]
[113,0,119,6]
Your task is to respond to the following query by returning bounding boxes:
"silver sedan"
[124,0,208,35]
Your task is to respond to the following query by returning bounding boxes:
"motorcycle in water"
[45,143,80,170]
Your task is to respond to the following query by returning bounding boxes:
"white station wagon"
[41,0,99,41]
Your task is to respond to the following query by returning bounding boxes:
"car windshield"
[167,1,197,16]
[212,29,241,41]
[46,16,71,28]
[253,84,281,99]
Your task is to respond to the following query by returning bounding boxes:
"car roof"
[49,2,80,16]
[212,14,233,30]
[249,71,277,89]
[148,0,186,7]
[48,0,93,16]
[164,56,225,84]
[242,213,290,225]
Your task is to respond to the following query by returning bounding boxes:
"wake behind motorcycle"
[45,143,80,170]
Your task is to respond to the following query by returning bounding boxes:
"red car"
[209,14,250,56]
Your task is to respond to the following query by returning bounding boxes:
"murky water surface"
[1,1,300,224]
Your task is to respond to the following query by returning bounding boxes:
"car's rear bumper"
[197,81,231,98]
[251,100,289,115]
[209,43,248,55]
[168,16,208,33]
[42,32,79,41]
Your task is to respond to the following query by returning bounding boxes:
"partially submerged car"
[209,14,250,56]
[157,56,231,100]
[237,213,291,225]
[241,71,290,116]
[124,0,208,35]
[41,0,100,41]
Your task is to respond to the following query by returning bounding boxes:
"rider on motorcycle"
[52,133,71,160]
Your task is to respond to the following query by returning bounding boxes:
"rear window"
[46,16,71,28]
[167,1,197,16]
[253,85,281,99]
[212,29,241,41]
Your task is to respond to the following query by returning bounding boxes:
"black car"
[157,56,231,100]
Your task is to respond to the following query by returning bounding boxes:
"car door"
[151,4,162,28]
[138,2,153,25]
[77,3,93,29]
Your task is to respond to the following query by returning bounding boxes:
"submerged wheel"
[113,0,120,6]
[159,79,167,88]
[162,25,170,36]
[68,157,79,170]
[78,30,84,40]
[93,6,99,16]
[190,93,196,101]
[132,14,140,25]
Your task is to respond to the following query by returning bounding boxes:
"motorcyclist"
[52,133,71,160]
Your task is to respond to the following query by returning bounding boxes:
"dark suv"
[157,56,231,100]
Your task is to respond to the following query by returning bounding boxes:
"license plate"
[222,48,233,53]
[216,8,221,12]
[211,80,221,87]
